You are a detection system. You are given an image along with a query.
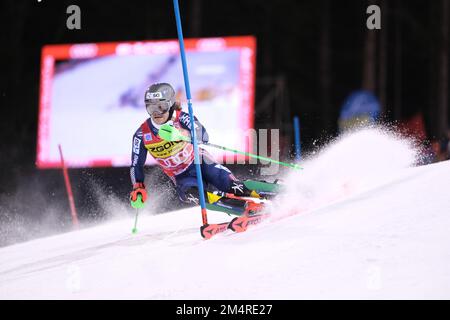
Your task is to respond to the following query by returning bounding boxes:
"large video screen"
[36,36,256,168]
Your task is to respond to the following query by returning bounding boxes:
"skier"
[129,83,276,216]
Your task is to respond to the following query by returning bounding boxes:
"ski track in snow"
[1,128,449,299]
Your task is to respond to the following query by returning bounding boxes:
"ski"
[200,222,230,239]
[200,180,278,239]
[228,213,271,233]
[200,213,271,239]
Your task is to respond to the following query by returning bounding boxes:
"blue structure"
[293,116,301,161]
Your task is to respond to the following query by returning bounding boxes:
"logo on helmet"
[146,92,163,100]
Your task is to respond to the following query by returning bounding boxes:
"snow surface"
[1,128,449,299]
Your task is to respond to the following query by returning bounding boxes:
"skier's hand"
[130,182,147,203]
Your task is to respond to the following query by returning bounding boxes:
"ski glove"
[130,182,148,203]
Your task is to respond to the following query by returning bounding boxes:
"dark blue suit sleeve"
[178,111,209,144]
[130,127,148,185]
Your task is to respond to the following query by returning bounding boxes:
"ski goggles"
[145,100,172,115]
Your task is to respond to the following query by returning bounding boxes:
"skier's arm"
[130,128,148,203]
[179,112,209,144]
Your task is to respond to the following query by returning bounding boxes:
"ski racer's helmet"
[144,83,176,116]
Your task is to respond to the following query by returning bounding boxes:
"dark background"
[0,0,448,246]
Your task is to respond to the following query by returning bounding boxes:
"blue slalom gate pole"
[293,116,301,161]
[173,0,209,225]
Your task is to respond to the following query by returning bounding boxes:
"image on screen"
[36,36,256,168]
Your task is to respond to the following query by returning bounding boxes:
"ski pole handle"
[131,194,143,234]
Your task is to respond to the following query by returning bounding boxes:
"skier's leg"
[196,155,265,215]
[173,164,248,215]
[200,157,264,198]
[175,176,201,205]
[198,152,244,193]
[175,174,250,215]
[173,163,205,205]
[174,155,267,215]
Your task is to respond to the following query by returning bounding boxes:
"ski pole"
[203,142,302,170]
[158,124,302,170]
[173,0,209,227]
[131,194,144,234]
[132,208,139,234]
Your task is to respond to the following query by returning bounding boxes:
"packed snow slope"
[1,128,449,299]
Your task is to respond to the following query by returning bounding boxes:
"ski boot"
[205,191,265,216]
[230,179,282,200]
